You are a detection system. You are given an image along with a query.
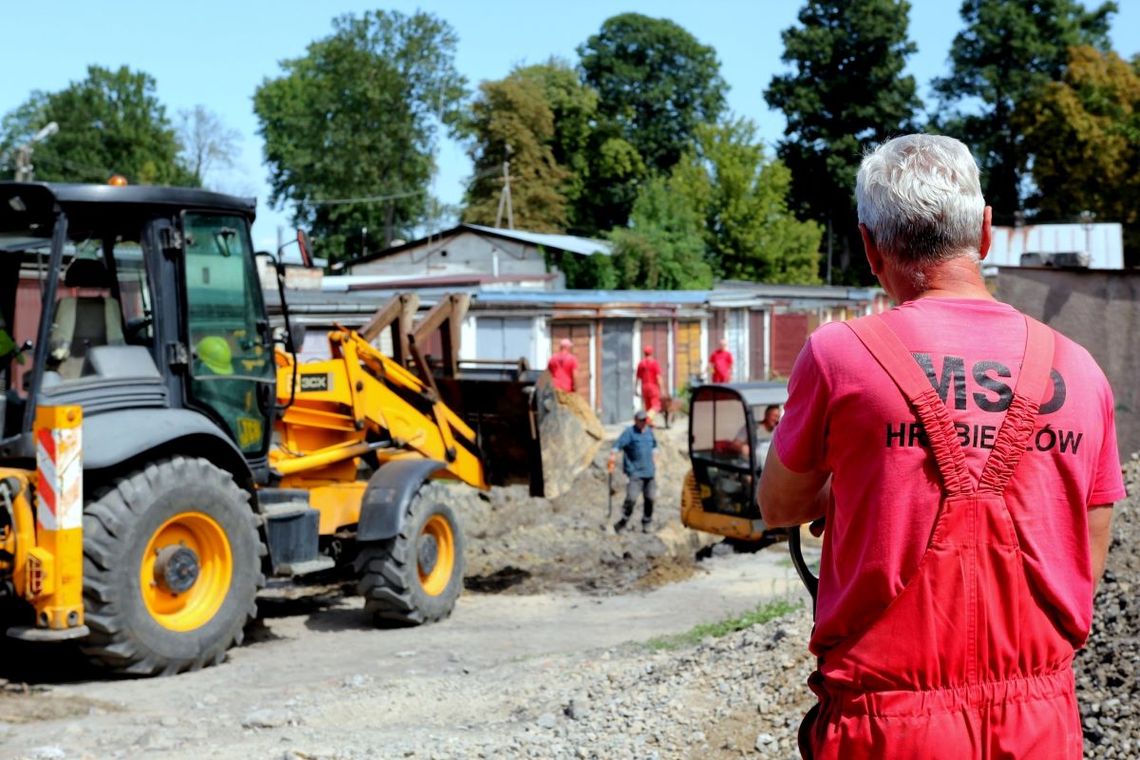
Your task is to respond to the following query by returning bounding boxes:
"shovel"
[607,468,614,519]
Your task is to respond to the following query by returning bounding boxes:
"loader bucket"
[433,364,605,499]
[434,361,546,496]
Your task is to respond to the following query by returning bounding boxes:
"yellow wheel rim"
[140,512,233,632]
[418,514,455,597]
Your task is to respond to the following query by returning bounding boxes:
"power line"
[297,188,428,206]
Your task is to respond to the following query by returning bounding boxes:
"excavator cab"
[681,382,788,542]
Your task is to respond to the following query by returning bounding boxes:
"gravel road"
[0,549,809,760]
[0,427,1135,760]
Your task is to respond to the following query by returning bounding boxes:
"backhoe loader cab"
[680,383,788,542]
[0,182,489,676]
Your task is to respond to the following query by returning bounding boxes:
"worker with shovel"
[608,409,657,533]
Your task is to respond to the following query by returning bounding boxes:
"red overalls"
[637,358,662,413]
[801,314,1083,759]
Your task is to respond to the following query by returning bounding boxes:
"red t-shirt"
[636,358,661,390]
[547,351,578,392]
[773,298,1125,661]
[709,348,733,383]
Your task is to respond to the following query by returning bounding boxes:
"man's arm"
[758,445,829,528]
[1089,504,1114,588]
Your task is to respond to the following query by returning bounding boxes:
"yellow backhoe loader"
[0,182,540,675]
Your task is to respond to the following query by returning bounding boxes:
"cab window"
[182,213,271,453]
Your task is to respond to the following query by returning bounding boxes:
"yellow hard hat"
[196,336,233,375]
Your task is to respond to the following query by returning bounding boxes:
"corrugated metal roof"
[473,289,711,306]
[465,224,612,256]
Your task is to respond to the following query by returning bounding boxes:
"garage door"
[476,317,533,364]
[550,322,592,403]
[771,313,810,378]
[725,309,748,381]
[639,320,670,395]
[674,319,702,391]
[601,319,635,424]
[749,310,766,380]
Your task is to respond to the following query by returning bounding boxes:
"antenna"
[494,144,514,229]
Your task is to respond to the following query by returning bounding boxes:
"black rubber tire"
[80,457,264,676]
[356,492,465,626]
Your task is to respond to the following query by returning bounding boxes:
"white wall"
[989,223,1124,269]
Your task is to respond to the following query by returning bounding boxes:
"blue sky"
[2,1,1138,251]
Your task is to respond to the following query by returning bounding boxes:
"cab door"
[180,212,273,456]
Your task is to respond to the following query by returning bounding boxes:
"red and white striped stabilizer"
[35,410,83,531]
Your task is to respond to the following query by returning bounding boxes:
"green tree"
[516,60,599,229]
[462,74,570,232]
[672,119,822,284]
[577,13,726,230]
[579,13,726,175]
[765,0,921,285]
[0,65,194,185]
[1016,45,1140,260]
[609,177,714,290]
[253,10,466,263]
[933,0,1116,221]
[462,60,598,233]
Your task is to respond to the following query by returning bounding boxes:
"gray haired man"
[759,134,1122,758]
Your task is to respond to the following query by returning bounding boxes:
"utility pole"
[14,122,59,181]
[826,215,833,286]
[495,145,514,230]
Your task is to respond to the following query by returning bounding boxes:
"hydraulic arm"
[271,326,488,492]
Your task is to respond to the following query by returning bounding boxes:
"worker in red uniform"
[547,338,578,393]
[635,345,662,419]
[708,338,733,383]
[759,134,1123,759]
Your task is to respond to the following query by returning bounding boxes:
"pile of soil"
[447,417,713,597]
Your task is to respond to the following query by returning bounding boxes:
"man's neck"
[890,255,993,304]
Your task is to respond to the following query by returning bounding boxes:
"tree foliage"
[461,60,598,233]
[933,0,1116,220]
[177,105,241,189]
[609,177,714,290]
[765,0,920,285]
[672,119,822,284]
[0,65,194,185]
[577,13,726,231]
[462,73,570,231]
[1016,45,1140,260]
[253,10,466,263]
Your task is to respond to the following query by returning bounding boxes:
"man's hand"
[607,452,616,473]
[758,443,829,528]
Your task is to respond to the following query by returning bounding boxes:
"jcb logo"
[236,417,263,450]
[299,373,330,392]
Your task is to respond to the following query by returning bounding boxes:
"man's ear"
[860,223,882,275]
[978,206,992,262]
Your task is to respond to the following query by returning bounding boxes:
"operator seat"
[49,258,125,379]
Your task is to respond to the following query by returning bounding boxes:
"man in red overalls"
[635,345,662,420]
[759,134,1123,759]
[708,338,733,383]
[548,338,578,393]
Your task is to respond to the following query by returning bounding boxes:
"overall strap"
[976,316,1056,493]
[845,315,973,497]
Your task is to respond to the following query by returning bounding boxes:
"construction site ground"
[0,424,1137,759]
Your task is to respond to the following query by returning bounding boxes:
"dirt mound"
[437,416,716,597]
[534,376,605,499]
